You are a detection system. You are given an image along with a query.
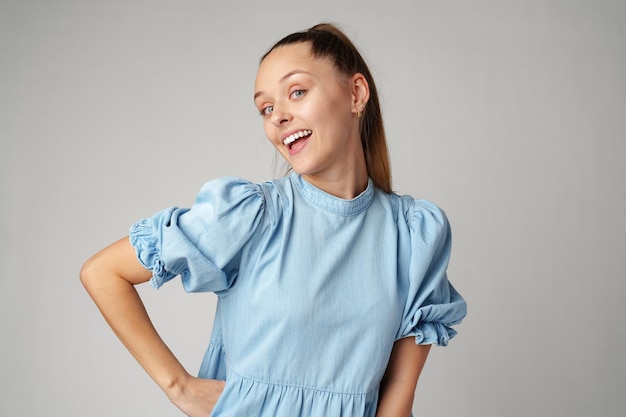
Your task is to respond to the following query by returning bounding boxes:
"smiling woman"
[80,23,466,417]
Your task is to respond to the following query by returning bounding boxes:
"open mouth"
[283,129,312,149]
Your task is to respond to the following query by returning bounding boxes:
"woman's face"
[254,42,366,188]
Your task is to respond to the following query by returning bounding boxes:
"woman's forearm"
[376,339,431,417]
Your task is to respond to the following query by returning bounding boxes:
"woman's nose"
[271,106,292,127]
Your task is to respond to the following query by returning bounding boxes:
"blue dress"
[130,173,466,417]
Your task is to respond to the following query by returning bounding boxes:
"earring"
[356,106,363,118]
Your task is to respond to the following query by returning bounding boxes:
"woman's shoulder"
[198,174,294,192]
[196,176,261,198]
[382,190,449,234]
[193,175,295,223]
[194,175,289,204]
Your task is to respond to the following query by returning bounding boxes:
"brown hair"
[261,23,392,193]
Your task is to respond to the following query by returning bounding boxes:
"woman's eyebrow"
[254,70,312,100]
[280,69,311,82]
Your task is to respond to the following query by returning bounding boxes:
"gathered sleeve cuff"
[398,199,467,346]
[129,214,177,289]
[129,177,265,293]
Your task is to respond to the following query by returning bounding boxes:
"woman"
[81,23,466,417]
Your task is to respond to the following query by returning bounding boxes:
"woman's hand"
[168,375,225,417]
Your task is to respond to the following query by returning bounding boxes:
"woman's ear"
[351,73,370,114]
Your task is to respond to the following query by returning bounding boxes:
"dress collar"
[290,172,375,216]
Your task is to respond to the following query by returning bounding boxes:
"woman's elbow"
[80,255,102,292]
[80,237,152,291]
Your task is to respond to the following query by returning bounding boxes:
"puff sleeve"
[129,177,265,293]
[398,199,467,346]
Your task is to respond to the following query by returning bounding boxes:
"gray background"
[1,0,624,416]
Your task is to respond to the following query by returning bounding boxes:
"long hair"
[261,23,392,193]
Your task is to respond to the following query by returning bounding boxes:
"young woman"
[81,23,466,417]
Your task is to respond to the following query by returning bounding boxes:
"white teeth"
[283,130,312,146]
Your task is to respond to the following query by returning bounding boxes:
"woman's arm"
[80,237,224,416]
[376,338,432,417]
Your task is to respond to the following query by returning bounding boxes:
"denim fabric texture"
[129,172,466,417]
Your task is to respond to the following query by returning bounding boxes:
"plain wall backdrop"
[1,1,625,416]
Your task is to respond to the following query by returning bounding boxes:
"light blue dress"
[130,173,466,417]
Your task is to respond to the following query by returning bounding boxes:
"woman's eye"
[260,105,273,116]
[290,90,306,99]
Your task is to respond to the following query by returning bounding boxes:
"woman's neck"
[302,157,369,199]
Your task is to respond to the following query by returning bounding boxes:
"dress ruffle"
[211,369,377,417]
[198,341,227,380]
[199,340,379,416]
[129,216,175,289]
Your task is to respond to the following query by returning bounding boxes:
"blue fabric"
[129,173,466,417]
